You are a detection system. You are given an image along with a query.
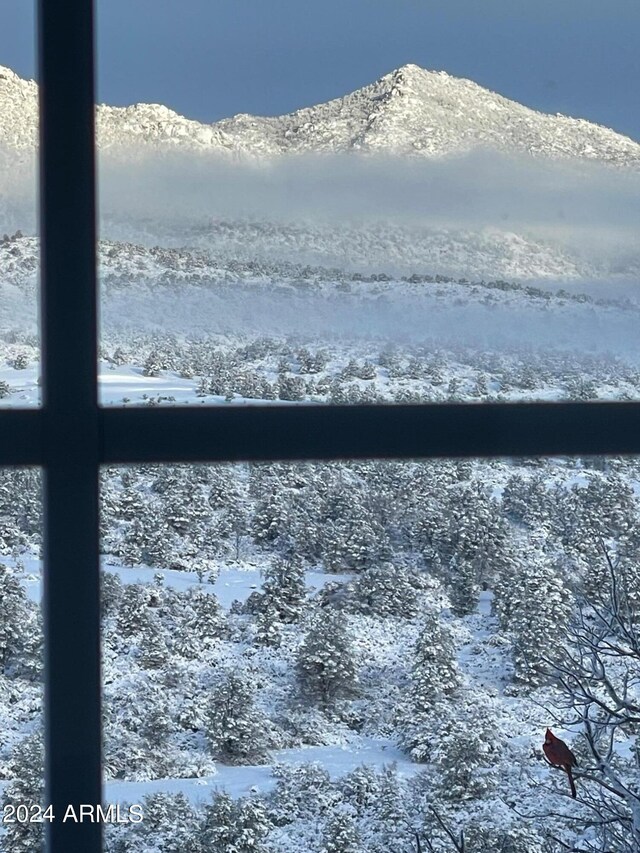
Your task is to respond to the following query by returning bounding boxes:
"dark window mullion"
[0,410,43,466]
[38,1,102,851]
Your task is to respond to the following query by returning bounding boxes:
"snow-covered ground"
[106,738,419,807]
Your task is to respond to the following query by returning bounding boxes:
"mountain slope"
[1,63,639,166]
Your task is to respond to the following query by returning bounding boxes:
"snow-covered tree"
[261,555,307,623]
[402,610,461,762]
[433,701,500,801]
[1,730,44,853]
[199,792,270,853]
[0,563,30,674]
[205,670,269,765]
[351,563,420,618]
[138,611,169,669]
[412,611,461,708]
[447,554,480,617]
[175,587,226,658]
[296,610,358,708]
[322,808,362,853]
[494,544,572,685]
[101,570,123,619]
[116,583,150,638]
[122,792,199,853]
[549,550,640,852]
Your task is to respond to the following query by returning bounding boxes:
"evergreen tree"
[412,611,461,708]
[116,583,149,638]
[138,611,169,669]
[268,762,334,827]
[1,731,44,853]
[181,587,226,652]
[402,610,461,762]
[352,563,419,618]
[323,809,362,853]
[143,349,164,377]
[322,508,391,574]
[101,570,123,619]
[199,792,270,852]
[296,610,358,708]
[134,792,199,853]
[254,598,283,648]
[462,823,546,853]
[366,766,414,853]
[494,544,572,685]
[447,554,480,617]
[206,670,269,765]
[0,563,30,674]
[261,555,306,623]
[433,701,499,801]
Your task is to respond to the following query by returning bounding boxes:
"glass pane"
[102,456,640,851]
[0,5,39,408]
[96,2,639,408]
[0,466,44,853]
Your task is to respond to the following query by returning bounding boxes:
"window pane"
[102,456,640,851]
[96,2,639,408]
[0,6,39,409]
[0,466,44,853]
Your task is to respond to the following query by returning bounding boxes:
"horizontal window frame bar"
[0,409,43,465]
[2,400,640,467]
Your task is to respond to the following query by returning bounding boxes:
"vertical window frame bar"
[38,1,102,851]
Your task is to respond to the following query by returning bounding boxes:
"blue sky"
[2,0,639,140]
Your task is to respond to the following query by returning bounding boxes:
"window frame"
[0,2,637,850]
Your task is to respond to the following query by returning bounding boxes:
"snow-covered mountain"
[1,62,639,166]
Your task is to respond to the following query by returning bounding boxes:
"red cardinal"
[543,728,578,798]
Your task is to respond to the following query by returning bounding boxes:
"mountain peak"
[389,62,430,81]
[0,61,638,167]
[0,66,23,83]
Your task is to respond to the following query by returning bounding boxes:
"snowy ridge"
[0,231,628,303]
[1,63,639,166]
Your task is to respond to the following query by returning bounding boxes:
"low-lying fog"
[2,145,639,280]
[1,144,640,359]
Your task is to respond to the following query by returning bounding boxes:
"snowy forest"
[1,320,640,853]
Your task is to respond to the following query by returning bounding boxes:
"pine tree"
[296,610,358,707]
[178,587,226,656]
[0,563,31,675]
[1,731,44,853]
[254,598,283,648]
[199,792,270,852]
[116,583,149,638]
[494,544,572,685]
[462,823,546,853]
[323,809,362,853]
[206,671,269,764]
[143,349,164,377]
[261,555,306,623]
[134,792,198,852]
[433,702,499,801]
[402,610,461,762]
[366,766,414,853]
[322,508,391,574]
[352,563,419,618]
[412,611,461,708]
[138,611,169,669]
[447,554,480,617]
[101,570,123,619]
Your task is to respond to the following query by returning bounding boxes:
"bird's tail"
[566,766,577,798]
